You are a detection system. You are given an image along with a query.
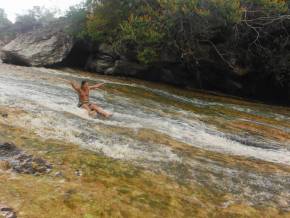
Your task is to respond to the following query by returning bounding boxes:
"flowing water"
[0,64,289,216]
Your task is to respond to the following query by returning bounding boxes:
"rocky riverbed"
[0,63,289,217]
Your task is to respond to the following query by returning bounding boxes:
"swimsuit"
[78,100,91,108]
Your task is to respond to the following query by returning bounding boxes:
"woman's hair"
[81,80,88,88]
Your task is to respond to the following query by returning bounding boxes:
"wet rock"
[0,143,52,175]
[0,112,8,118]
[54,171,63,177]
[85,55,115,73]
[0,204,16,218]
[105,60,148,76]
[98,43,116,57]
[159,48,179,63]
[0,143,21,158]
[75,169,82,177]
[1,23,73,67]
[0,160,10,171]
[12,154,52,175]
[275,196,290,210]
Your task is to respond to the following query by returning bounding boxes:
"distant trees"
[0,8,13,43]
[16,6,57,25]
[0,8,11,29]
[0,6,58,41]
[65,3,88,39]
[14,6,58,33]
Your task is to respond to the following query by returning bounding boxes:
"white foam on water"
[9,111,180,163]
[1,67,290,166]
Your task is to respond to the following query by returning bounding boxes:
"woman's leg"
[89,104,112,118]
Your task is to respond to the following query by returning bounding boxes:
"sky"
[0,0,83,22]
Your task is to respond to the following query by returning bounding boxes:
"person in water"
[69,80,112,118]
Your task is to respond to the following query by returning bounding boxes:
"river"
[0,63,289,217]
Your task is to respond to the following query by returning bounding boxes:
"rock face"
[85,54,115,73]
[84,43,192,87]
[85,43,149,79]
[98,43,116,57]
[1,25,73,66]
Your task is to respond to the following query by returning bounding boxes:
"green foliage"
[137,48,159,64]
[207,0,243,24]
[66,0,290,70]
[65,4,88,39]
[0,9,13,41]
[241,0,288,13]
[118,12,164,63]
[86,0,134,42]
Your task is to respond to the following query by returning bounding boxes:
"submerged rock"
[105,60,148,76]
[1,112,8,118]
[0,143,52,175]
[1,23,73,67]
[0,143,20,158]
[0,204,16,218]
[54,171,63,177]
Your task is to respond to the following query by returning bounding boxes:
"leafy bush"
[65,0,290,89]
[65,3,88,39]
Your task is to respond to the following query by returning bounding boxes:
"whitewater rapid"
[1,64,290,209]
[0,65,289,165]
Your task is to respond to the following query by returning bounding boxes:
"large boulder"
[1,24,73,66]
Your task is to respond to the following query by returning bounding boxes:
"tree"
[0,8,11,29]
[15,6,57,32]
[65,0,290,90]
[65,3,88,38]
